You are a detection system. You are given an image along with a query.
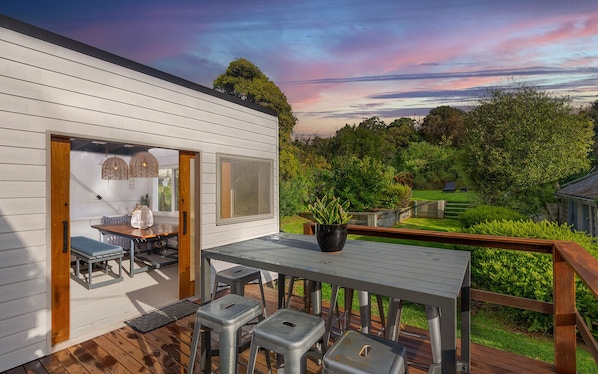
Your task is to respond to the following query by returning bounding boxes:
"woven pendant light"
[129,151,159,178]
[101,156,128,180]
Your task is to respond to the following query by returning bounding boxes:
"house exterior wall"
[556,198,598,237]
[0,17,279,371]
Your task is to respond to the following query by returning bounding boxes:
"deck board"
[4,284,556,373]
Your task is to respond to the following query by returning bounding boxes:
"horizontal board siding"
[1,39,276,135]
[0,246,46,267]
[0,214,46,233]
[1,293,46,320]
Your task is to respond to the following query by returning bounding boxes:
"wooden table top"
[91,223,178,240]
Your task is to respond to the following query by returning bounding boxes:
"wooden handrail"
[303,222,598,373]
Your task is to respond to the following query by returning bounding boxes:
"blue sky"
[1,1,597,136]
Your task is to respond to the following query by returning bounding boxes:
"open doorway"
[51,135,196,347]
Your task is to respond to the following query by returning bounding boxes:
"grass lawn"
[280,214,596,373]
[411,189,477,202]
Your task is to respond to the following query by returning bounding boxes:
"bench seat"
[71,236,124,289]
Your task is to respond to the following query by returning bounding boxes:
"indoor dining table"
[200,232,471,374]
[92,223,178,277]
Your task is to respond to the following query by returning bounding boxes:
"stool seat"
[247,308,326,374]
[323,330,408,374]
[213,265,268,317]
[187,294,266,374]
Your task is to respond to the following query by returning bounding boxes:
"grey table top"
[201,232,470,307]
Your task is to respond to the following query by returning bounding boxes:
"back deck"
[5,284,556,374]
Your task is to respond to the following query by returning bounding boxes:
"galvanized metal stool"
[246,308,326,374]
[323,330,409,374]
[187,293,269,374]
[212,265,268,317]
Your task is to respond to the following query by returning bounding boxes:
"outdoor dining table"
[200,232,471,374]
[92,223,179,277]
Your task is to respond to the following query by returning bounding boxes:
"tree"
[420,106,466,146]
[387,117,421,148]
[325,155,408,211]
[462,86,594,215]
[580,99,598,169]
[213,58,297,146]
[398,141,462,189]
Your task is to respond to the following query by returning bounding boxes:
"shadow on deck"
[6,284,555,374]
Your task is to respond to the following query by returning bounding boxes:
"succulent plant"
[307,194,352,225]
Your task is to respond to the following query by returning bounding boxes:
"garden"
[281,188,597,373]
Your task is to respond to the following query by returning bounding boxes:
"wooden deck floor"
[5,284,556,374]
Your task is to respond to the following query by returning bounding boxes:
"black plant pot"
[315,223,348,252]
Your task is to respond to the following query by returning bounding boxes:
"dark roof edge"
[0,14,278,117]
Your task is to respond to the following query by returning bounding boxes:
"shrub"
[279,175,311,217]
[458,204,528,228]
[463,220,598,335]
[327,155,407,211]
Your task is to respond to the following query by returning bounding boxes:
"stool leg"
[258,279,268,318]
[358,290,370,334]
[284,352,305,374]
[426,305,442,364]
[211,277,219,301]
[246,339,260,374]
[386,297,403,341]
[325,285,340,346]
[187,316,201,374]
[219,326,238,374]
[376,294,386,332]
[286,277,295,308]
[231,279,244,296]
[343,288,354,332]
[311,281,322,316]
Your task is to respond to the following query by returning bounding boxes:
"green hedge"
[458,204,528,228]
[463,220,598,336]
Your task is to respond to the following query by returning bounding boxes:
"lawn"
[411,189,477,202]
[280,213,596,373]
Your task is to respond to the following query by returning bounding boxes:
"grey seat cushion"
[71,236,123,257]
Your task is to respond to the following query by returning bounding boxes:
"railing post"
[303,222,315,235]
[553,247,576,373]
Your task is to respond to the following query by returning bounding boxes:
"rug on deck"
[125,300,198,333]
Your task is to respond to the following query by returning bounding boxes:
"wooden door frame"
[178,151,197,298]
[50,135,71,345]
[50,138,198,344]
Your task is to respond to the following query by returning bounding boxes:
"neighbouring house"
[0,14,279,371]
[554,171,598,237]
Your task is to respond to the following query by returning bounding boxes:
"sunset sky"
[1,1,597,136]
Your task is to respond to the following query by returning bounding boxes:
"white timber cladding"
[0,19,279,371]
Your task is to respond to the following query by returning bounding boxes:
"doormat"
[125,300,198,333]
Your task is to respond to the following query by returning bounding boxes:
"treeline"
[282,89,598,217]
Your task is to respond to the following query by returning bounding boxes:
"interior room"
[67,138,182,345]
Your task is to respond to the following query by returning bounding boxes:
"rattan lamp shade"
[101,156,129,180]
[129,151,159,178]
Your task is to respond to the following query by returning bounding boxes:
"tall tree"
[213,58,297,145]
[387,117,421,148]
[580,100,598,169]
[462,86,594,215]
[420,106,466,146]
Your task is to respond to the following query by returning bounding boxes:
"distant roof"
[554,171,598,201]
[0,13,277,118]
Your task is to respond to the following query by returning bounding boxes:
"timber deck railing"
[304,223,598,374]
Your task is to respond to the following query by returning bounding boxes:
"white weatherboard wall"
[0,16,279,371]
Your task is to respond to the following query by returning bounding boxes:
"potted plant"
[307,194,352,252]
